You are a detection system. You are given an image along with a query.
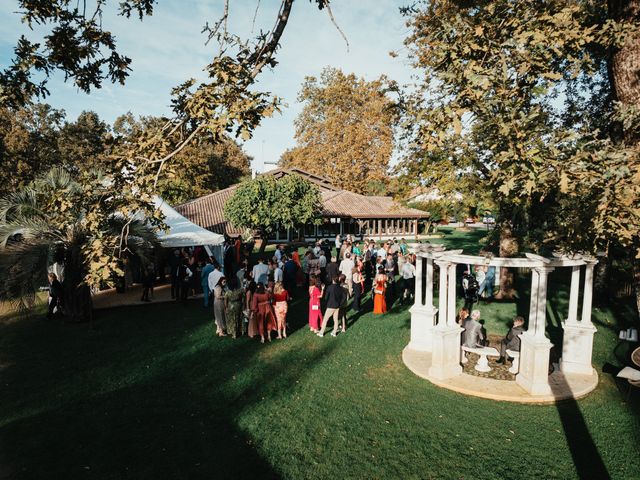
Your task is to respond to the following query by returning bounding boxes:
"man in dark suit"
[497,316,525,364]
[325,256,340,284]
[47,272,63,319]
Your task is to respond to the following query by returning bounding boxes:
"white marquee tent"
[153,197,224,263]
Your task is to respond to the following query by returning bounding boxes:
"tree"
[113,113,252,204]
[400,0,631,299]
[58,111,112,173]
[0,103,65,196]
[1,1,346,310]
[0,166,158,321]
[224,173,322,252]
[280,67,397,194]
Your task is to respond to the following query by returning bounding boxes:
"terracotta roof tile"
[175,168,428,236]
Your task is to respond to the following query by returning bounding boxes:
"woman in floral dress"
[224,276,244,339]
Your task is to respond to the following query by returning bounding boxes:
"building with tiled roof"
[175,167,429,241]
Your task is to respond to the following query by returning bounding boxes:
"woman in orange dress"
[373,266,388,314]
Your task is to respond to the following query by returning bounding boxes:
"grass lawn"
[1,229,639,479]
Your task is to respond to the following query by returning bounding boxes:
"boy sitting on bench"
[497,316,525,364]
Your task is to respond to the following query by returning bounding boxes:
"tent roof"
[154,197,224,247]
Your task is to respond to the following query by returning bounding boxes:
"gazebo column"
[429,261,463,380]
[409,255,437,351]
[516,266,554,395]
[561,261,598,376]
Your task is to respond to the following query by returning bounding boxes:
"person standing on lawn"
[253,283,276,343]
[352,264,364,312]
[245,281,259,338]
[272,281,290,339]
[338,274,349,333]
[339,252,355,297]
[373,266,388,314]
[308,276,324,333]
[47,272,63,319]
[201,257,215,307]
[400,255,416,305]
[213,277,227,336]
[318,276,347,337]
[140,265,155,302]
[224,276,243,339]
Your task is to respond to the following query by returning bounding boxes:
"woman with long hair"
[352,264,364,312]
[292,250,304,287]
[224,276,244,339]
[272,281,290,339]
[308,276,323,333]
[373,266,388,315]
[213,277,227,336]
[252,283,276,343]
[245,281,258,338]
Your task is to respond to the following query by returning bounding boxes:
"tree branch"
[325,1,349,52]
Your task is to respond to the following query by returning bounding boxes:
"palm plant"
[0,166,158,321]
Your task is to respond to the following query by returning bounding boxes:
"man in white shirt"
[400,256,416,304]
[274,244,283,263]
[274,262,283,283]
[251,258,270,286]
[313,241,322,257]
[207,265,223,295]
[339,252,355,297]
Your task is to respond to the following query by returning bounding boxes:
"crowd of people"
[166,235,417,343]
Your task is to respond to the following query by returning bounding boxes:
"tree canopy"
[400,0,638,252]
[224,173,322,250]
[400,0,639,304]
[280,67,397,194]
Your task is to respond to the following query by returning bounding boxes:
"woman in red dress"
[373,266,388,314]
[308,276,323,333]
[272,281,290,339]
[252,283,276,343]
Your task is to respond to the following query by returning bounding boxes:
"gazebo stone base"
[428,324,464,380]
[516,333,554,396]
[560,321,598,376]
[407,305,437,352]
[403,347,598,404]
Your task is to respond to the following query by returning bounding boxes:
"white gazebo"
[403,244,599,403]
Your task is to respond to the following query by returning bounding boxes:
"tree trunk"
[609,1,640,107]
[62,283,93,323]
[593,251,610,305]
[609,0,640,318]
[258,229,268,254]
[495,221,518,300]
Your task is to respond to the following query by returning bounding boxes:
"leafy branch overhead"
[0,0,348,298]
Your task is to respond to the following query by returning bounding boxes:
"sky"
[1,0,415,173]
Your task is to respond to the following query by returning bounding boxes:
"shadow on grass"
[550,373,610,480]
[0,299,338,480]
